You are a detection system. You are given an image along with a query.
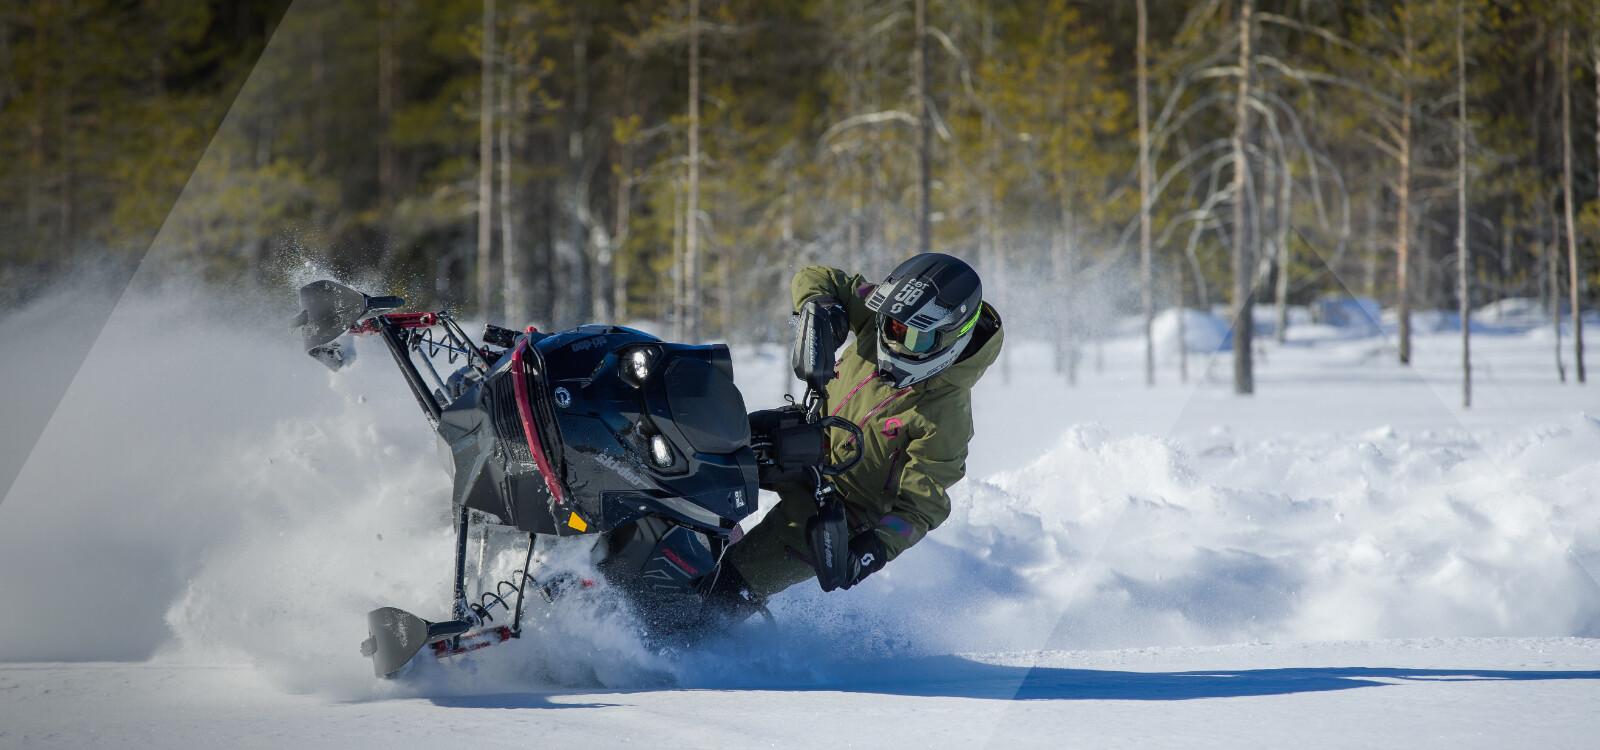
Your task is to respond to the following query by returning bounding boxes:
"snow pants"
[726,483,875,599]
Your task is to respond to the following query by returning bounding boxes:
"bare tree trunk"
[56,5,73,260]
[1561,25,1586,382]
[845,0,866,271]
[611,99,636,322]
[1051,230,1074,384]
[1363,195,1378,300]
[498,45,521,326]
[914,0,931,253]
[1230,0,1255,395]
[1457,0,1471,408]
[568,15,593,326]
[684,0,701,340]
[26,8,45,241]
[378,0,398,212]
[719,222,733,340]
[1397,4,1414,366]
[1178,259,1190,383]
[1550,210,1567,382]
[1273,160,1292,343]
[1498,210,1510,314]
[1054,179,1077,386]
[533,161,560,324]
[1138,0,1155,386]
[611,174,632,322]
[476,0,496,317]
[672,179,686,338]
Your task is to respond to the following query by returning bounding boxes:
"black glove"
[791,296,849,389]
[809,505,889,593]
[838,530,889,590]
[802,296,850,341]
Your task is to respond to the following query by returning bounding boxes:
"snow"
[3,639,1598,749]
[1,283,1598,747]
[1150,307,1229,358]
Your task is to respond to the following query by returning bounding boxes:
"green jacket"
[792,265,1004,562]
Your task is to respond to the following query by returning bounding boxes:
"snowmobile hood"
[923,302,1003,391]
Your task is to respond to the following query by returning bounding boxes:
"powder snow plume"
[3,281,1599,699]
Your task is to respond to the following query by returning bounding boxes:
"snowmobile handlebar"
[815,415,863,476]
[367,295,406,311]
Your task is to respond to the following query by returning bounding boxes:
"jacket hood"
[928,302,1003,390]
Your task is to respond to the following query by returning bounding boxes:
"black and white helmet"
[864,253,984,388]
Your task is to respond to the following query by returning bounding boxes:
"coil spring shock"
[467,571,557,626]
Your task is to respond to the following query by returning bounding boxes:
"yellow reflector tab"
[566,512,588,532]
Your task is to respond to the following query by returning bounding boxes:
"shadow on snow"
[780,656,1600,701]
[424,655,1600,707]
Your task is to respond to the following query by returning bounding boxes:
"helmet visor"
[884,318,938,354]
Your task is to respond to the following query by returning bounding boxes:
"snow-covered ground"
[1,285,1597,748]
[5,638,1597,749]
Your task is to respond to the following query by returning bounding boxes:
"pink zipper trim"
[844,387,912,446]
[831,372,876,417]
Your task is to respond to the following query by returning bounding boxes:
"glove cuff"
[840,530,889,589]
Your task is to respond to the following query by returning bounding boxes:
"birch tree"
[1138,0,1155,386]
[476,0,496,317]
[683,0,701,340]
[1559,20,1585,382]
[1230,0,1256,395]
[1456,0,1471,407]
[914,0,932,253]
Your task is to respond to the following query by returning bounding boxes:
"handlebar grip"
[367,295,406,311]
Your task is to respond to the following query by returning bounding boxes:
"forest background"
[1,0,1596,394]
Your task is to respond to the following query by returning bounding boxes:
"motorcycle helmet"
[863,252,984,388]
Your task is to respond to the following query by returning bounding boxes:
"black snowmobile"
[293,280,860,677]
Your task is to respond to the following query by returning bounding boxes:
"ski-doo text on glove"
[810,509,890,592]
[791,296,849,390]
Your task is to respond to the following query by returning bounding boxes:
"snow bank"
[823,418,1600,654]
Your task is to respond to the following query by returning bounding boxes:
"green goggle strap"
[954,304,984,337]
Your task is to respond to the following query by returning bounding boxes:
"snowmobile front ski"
[360,608,475,678]
[361,512,554,678]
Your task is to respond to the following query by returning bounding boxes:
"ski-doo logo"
[553,387,572,408]
[859,552,875,568]
[888,279,928,314]
[592,452,649,488]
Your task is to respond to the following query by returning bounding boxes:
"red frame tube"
[510,338,567,506]
[430,625,513,658]
[349,312,440,335]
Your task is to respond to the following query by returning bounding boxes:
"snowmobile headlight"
[621,346,658,387]
[649,434,674,468]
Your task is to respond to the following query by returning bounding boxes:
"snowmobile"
[292,280,860,678]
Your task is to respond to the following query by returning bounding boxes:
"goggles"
[882,305,983,357]
[884,318,936,354]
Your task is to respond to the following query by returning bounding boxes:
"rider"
[716,252,1004,607]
